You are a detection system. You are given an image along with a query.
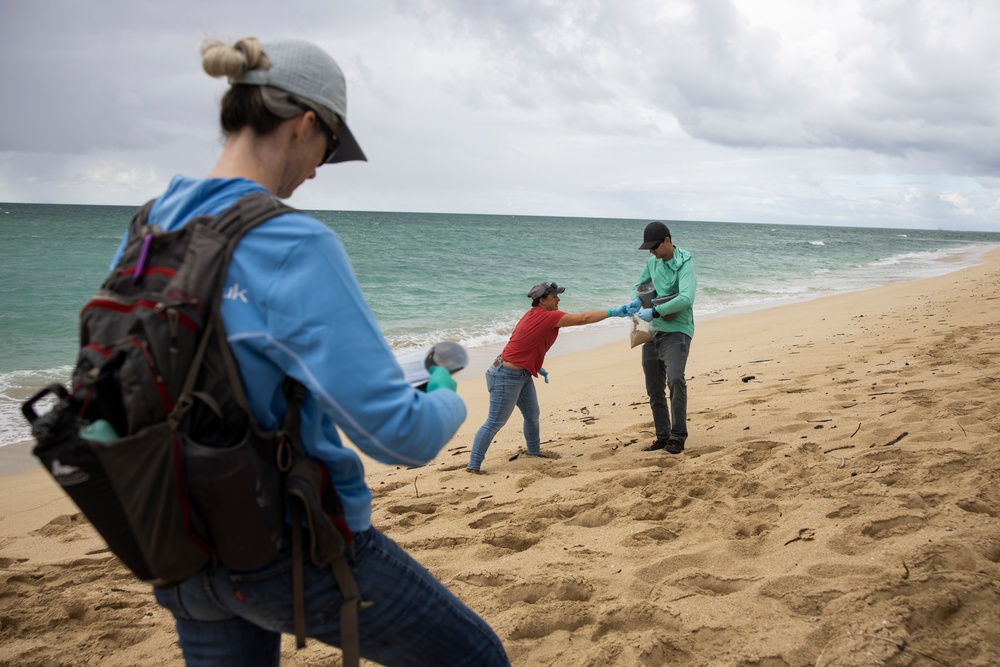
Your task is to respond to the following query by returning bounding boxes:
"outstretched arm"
[556,310,609,327]
[556,301,633,327]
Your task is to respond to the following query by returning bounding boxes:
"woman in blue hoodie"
[632,222,697,455]
[112,36,508,667]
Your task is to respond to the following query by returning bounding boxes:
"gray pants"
[641,332,691,444]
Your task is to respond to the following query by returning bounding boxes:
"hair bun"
[201,37,268,79]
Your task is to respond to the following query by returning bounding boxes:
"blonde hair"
[201,37,270,80]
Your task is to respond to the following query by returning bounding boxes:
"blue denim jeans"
[153,527,509,666]
[641,332,691,444]
[468,363,540,470]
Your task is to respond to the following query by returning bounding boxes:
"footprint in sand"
[588,603,682,641]
[454,571,514,588]
[500,577,593,605]
[385,502,438,516]
[758,574,849,617]
[468,512,515,529]
[859,514,925,539]
[626,526,679,544]
[482,525,545,552]
[673,571,756,596]
[507,607,593,640]
[402,535,469,550]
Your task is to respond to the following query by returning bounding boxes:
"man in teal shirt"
[631,222,697,454]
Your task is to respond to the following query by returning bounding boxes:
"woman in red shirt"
[466,282,632,472]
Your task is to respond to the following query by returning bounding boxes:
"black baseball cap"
[639,221,671,250]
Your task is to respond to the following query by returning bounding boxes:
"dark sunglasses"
[287,96,340,164]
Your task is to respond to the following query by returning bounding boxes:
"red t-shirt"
[501,307,566,376]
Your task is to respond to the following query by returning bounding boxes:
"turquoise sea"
[2,201,999,448]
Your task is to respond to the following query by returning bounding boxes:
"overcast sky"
[2,0,999,231]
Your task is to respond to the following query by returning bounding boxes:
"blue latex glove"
[426,365,457,392]
[628,297,642,311]
[608,304,630,318]
[539,367,550,384]
[637,308,655,322]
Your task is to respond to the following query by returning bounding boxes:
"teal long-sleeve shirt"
[631,246,696,338]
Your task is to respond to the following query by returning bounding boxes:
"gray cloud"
[1,0,998,230]
[393,0,1000,172]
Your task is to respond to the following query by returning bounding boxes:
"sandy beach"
[2,248,999,666]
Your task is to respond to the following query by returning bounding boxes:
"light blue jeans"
[153,526,509,666]
[468,363,540,470]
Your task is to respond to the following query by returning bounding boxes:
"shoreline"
[458,240,1000,380]
[4,242,998,464]
[2,241,996,451]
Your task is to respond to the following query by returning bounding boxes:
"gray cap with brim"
[234,38,366,164]
[527,282,566,299]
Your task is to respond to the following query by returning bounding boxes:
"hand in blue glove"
[539,368,550,384]
[607,304,630,318]
[637,308,655,322]
[629,297,642,312]
[426,365,457,392]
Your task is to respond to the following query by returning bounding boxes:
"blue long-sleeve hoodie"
[111,176,467,532]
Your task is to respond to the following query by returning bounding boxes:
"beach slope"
[2,249,998,666]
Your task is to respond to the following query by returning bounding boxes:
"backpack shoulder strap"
[112,198,159,272]
[128,198,158,237]
[165,192,297,304]
[170,193,298,430]
[210,192,296,245]
[206,194,363,665]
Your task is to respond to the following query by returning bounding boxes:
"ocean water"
[2,201,999,448]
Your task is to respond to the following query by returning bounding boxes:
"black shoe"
[664,439,685,454]
[643,440,668,451]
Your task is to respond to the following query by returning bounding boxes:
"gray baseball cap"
[234,38,366,164]
[527,282,566,299]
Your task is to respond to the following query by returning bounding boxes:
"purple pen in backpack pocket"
[133,233,153,284]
